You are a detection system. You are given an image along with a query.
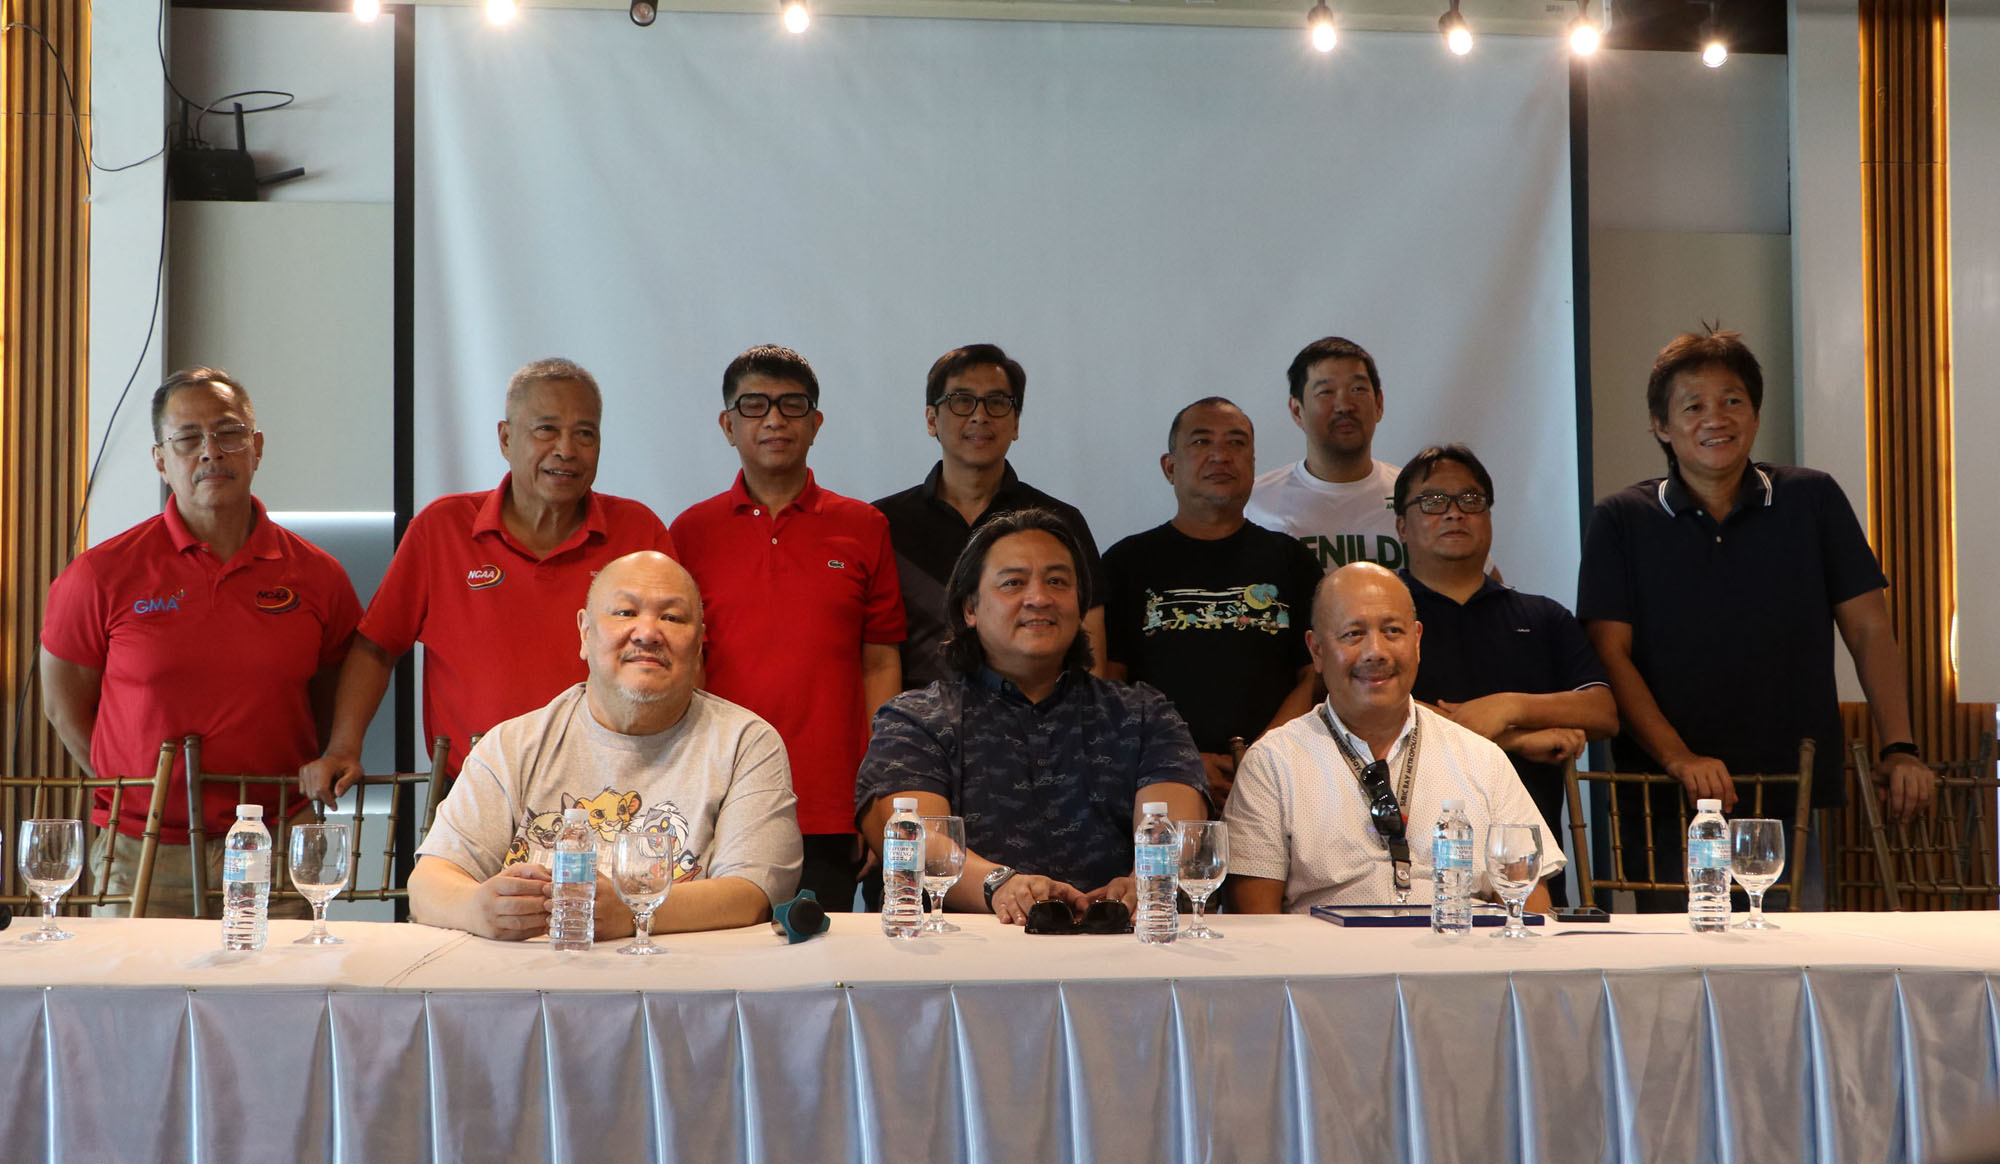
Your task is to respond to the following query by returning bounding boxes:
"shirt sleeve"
[1285,539,1323,671]
[1573,498,1631,625]
[1062,506,1110,611]
[1220,740,1291,883]
[706,718,804,906]
[40,554,109,668]
[1541,597,1609,690]
[316,559,365,670]
[1100,541,1136,666]
[852,689,957,827]
[1811,473,1889,606]
[859,512,907,644]
[416,734,523,882]
[355,506,435,657]
[1129,682,1212,806]
[1468,739,1567,889]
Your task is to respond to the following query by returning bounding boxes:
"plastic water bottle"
[1431,799,1474,936]
[222,804,272,951]
[1687,798,1731,933]
[550,807,597,952]
[1134,801,1179,945]
[881,797,924,939]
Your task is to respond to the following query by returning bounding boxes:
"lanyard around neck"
[1320,702,1421,900]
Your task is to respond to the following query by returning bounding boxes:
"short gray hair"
[505,357,603,421]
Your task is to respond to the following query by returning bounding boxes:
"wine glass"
[1486,822,1542,940]
[1177,820,1229,939]
[611,830,678,955]
[289,823,351,945]
[1729,818,1786,930]
[18,819,83,943]
[919,815,966,934]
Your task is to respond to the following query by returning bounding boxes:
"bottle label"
[223,850,269,884]
[1135,843,1177,878]
[552,849,597,885]
[1434,837,1472,871]
[1689,838,1729,871]
[883,839,919,873]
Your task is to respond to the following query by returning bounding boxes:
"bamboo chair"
[1849,736,2000,911]
[0,740,177,917]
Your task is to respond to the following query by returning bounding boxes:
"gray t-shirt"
[417,684,803,907]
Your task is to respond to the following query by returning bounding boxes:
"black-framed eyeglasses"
[1358,759,1405,840]
[730,392,814,419]
[936,392,1019,418]
[158,427,254,457]
[1406,490,1490,516]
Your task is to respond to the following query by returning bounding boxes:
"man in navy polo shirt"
[1394,444,1616,904]
[1577,329,1933,910]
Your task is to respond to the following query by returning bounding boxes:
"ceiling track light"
[631,0,659,27]
[486,0,517,25]
[352,0,380,21]
[1306,1,1335,53]
[1438,1,1471,56]
[1568,0,1602,56]
[1700,1,1728,67]
[782,0,811,33]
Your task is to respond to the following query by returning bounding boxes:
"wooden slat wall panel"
[2,0,92,895]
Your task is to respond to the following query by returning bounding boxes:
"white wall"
[1949,2,2000,700]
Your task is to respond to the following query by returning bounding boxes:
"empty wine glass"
[289,823,351,945]
[1486,822,1542,940]
[919,815,966,934]
[1729,817,1786,930]
[18,819,83,943]
[1177,820,1229,939]
[611,830,678,955]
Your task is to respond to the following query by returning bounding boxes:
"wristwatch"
[982,866,1017,910]
[1879,741,1921,761]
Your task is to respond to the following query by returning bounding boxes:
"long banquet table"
[0,911,1994,1163]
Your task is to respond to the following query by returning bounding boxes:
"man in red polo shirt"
[299,357,675,803]
[670,345,905,911]
[41,367,362,916]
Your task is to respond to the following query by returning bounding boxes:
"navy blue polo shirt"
[1575,463,1886,806]
[1400,569,1607,805]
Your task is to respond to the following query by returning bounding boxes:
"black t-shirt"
[1575,463,1887,806]
[1400,569,1608,802]
[1101,520,1320,753]
[873,462,1105,691]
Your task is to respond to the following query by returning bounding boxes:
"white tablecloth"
[0,913,1994,1162]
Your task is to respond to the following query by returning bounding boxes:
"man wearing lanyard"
[1224,563,1560,913]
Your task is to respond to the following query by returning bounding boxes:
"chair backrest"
[1563,739,1816,910]
[181,734,449,919]
[1847,736,2000,910]
[0,740,177,916]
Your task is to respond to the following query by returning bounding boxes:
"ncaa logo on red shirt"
[255,586,301,614]
[466,565,505,590]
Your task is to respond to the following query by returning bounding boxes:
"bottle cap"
[1696,798,1721,812]
[892,797,918,811]
[236,804,263,820]
[563,806,589,823]
[1440,799,1464,813]
[1142,801,1168,815]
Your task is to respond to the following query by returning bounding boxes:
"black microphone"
[770,890,829,944]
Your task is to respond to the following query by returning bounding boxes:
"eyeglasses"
[936,392,1019,419]
[158,427,254,457]
[1406,490,1490,516]
[730,392,814,419]
[1357,759,1405,841]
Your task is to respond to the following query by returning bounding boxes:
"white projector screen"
[416,7,1581,603]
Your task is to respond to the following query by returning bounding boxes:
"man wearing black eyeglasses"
[873,344,1107,691]
[671,345,907,913]
[1224,562,1560,914]
[1393,444,1616,905]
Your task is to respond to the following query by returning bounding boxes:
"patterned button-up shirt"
[855,667,1208,891]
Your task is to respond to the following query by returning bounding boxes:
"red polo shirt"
[358,475,674,775]
[41,497,362,844]
[670,472,906,834]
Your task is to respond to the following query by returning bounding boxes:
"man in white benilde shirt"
[1224,563,1561,914]
[1243,336,1406,573]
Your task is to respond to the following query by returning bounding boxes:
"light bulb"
[1569,19,1601,56]
[1307,3,1336,53]
[1447,25,1471,55]
[487,0,517,24]
[353,0,380,21]
[1702,40,1727,68]
[783,0,811,33]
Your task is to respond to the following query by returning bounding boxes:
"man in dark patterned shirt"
[855,509,1209,924]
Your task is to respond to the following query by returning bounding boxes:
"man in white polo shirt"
[1224,562,1559,913]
